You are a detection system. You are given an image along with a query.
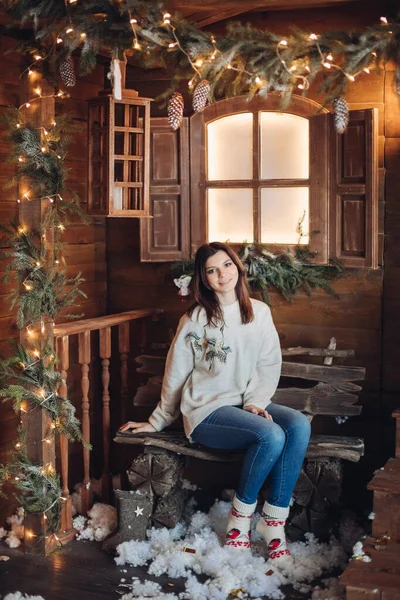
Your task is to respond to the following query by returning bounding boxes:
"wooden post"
[99,326,111,502]
[78,330,92,514]
[118,321,130,424]
[18,70,57,555]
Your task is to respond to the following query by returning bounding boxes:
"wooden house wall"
[108,2,399,497]
[0,38,108,516]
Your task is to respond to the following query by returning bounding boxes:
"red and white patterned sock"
[256,501,291,563]
[225,495,257,549]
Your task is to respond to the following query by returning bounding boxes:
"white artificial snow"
[74,503,117,541]
[115,499,352,600]
[181,479,197,491]
[1,508,24,548]
[311,577,346,600]
[121,580,178,600]
[3,594,46,600]
[352,540,371,562]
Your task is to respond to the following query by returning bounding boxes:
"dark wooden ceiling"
[167,0,363,27]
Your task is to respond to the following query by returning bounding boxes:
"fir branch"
[3,1,400,106]
[171,243,344,304]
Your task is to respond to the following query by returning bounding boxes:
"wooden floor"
[0,540,186,600]
[0,538,312,600]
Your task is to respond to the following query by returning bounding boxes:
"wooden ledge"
[367,457,400,493]
[114,431,364,462]
[340,536,400,594]
[54,308,163,337]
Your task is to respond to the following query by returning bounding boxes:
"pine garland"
[3,1,400,107]
[171,244,344,305]
[0,108,88,534]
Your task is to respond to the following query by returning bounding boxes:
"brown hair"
[187,242,254,326]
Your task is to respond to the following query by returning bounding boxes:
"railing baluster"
[99,326,111,502]
[118,322,130,424]
[57,335,73,532]
[78,330,92,514]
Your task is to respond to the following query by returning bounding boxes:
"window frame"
[190,93,330,263]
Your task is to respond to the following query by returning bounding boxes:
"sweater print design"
[186,325,232,371]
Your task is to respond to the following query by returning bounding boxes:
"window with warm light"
[206,111,310,245]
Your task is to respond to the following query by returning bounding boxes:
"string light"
[80,32,86,39]
[163,12,171,25]
[57,37,63,44]
[66,27,73,34]
[380,16,388,24]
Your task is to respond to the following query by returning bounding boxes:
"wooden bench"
[114,338,365,534]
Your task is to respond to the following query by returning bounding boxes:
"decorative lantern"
[87,65,151,216]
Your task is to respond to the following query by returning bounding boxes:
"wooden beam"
[19,69,57,556]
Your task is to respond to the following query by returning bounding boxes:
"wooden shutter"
[309,113,329,264]
[140,118,190,261]
[329,108,378,268]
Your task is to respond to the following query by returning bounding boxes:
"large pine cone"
[333,96,349,134]
[192,79,210,113]
[167,91,184,131]
[59,56,76,87]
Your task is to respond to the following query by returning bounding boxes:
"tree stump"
[127,449,184,498]
[291,458,343,534]
[152,487,187,528]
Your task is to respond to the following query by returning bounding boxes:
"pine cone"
[333,96,349,134]
[59,56,76,87]
[192,79,210,113]
[168,92,184,131]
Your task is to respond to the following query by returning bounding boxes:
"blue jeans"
[191,404,311,507]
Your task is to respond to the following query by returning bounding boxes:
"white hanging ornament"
[168,91,184,131]
[59,56,76,87]
[111,58,122,100]
[333,96,349,134]
[192,79,210,112]
[174,274,192,297]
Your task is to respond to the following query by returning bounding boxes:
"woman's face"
[204,250,239,300]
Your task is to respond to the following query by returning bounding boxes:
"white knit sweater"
[148,298,282,439]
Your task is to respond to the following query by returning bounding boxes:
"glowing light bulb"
[327,54,333,61]
[279,40,288,46]
[298,84,304,89]
[15,476,20,481]
[15,442,21,448]
[134,41,141,50]
[43,514,48,519]
[36,261,41,267]
[34,55,42,61]
[28,70,33,76]
[41,147,47,152]
[25,103,31,108]
[323,62,331,69]
[24,283,32,291]
[16,123,21,128]
[364,67,370,74]
[80,32,86,39]
[345,73,355,81]
[18,226,26,235]
[195,59,203,67]
[227,64,232,69]
[46,438,51,444]
[168,42,177,48]
[130,18,137,24]
[255,76,261,84]
[33,350,40,358]
[55,259,60,264]
[309,33,318,40]
[52,120,57,126]
[18,157,24,162]
[57,37,63,44]
[66,27,73,33]
[380,16,388,24]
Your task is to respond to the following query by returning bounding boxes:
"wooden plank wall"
[0,38,107,518]
[108,3,395,498]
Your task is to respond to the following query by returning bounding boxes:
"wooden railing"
[54,309,162,533]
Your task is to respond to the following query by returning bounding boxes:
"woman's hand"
[244,405,273,421]
[119,421,156,434]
